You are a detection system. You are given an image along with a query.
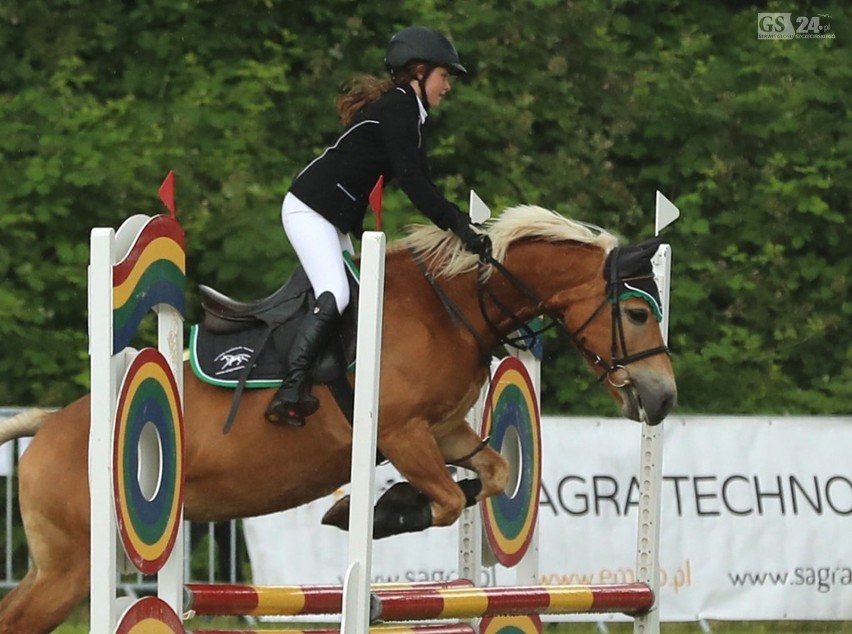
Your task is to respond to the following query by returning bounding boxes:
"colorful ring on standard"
[114,596,184,633]
[480,356,541,567]
[480,614,542,634]
[112,215,186,353]
[113,347,184,574]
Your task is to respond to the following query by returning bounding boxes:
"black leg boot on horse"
[265,291,339,427]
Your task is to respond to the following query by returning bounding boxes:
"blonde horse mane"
[391,204,620,279]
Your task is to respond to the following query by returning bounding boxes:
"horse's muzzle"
[620,376,677,426]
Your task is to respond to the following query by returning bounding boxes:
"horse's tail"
[0,408,50,446]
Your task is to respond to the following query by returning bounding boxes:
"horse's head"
[559,234,677,425]
[481,206,676,425]
[397,205,677,425]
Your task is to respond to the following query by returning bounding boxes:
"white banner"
[242,415,852,622]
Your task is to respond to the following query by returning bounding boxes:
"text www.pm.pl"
[538,560,693,593]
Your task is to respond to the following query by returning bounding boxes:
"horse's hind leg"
[0,504,91,634]
[0,423,92,633]
[0,570,35,618]
[0,563,88,634]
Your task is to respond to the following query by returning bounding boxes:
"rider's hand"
[454,221,492,261]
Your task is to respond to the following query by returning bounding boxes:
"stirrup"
[265,392,319,427]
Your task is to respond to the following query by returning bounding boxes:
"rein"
[410,252,492,366]
[409,242,668,463]
[476,257,559,350]
[476,246,669,384]
[411,242,670,389]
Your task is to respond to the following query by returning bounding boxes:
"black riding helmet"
[384,26,467,76]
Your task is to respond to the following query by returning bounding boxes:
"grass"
[542,624,852,633]
[50,606,852,634]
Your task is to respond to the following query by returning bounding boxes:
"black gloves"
[453,219,493,261]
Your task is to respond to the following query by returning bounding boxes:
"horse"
[0,204,676,633]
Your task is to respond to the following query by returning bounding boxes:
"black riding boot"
[265,291,339,427]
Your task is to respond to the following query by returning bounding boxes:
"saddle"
[192,263,360,433]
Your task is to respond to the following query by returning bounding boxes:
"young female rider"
[266,26,492,426]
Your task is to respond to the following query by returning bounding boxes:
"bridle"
[409,242,670,463]
[475,245,670,385]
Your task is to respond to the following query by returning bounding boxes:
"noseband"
[476,245,670,384]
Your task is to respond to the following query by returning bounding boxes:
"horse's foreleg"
[438,422,509,501]
[321,419,507,538]
[375,417,469,534]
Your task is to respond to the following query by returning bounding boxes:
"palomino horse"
[0,205,676,633]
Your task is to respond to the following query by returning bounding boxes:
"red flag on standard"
[159,170,176,217]
[369,175,384,231]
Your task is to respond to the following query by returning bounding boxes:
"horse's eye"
[626,307,650,325]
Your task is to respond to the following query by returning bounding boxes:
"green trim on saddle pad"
[343,250,359,372]
[343,250,359,281]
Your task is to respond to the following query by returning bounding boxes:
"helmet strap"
[418,64,435,112]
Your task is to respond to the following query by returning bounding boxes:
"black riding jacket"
[289,84,466,235]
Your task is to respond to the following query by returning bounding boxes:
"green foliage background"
[0,1,848,415]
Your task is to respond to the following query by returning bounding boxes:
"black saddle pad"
[190,323,286,388]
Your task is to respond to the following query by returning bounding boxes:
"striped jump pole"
[370,583,653,622]
[193,625,476,634]
[185,580,475,618]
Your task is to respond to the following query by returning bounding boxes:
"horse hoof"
[321,495,351,531]
[376,481,426,507]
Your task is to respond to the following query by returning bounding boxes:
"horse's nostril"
[659,393,676,418]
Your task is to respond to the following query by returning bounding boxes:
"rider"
[266,26,493,427]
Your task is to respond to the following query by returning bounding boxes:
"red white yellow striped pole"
[185,580,475,617]
[194,625,475,634]
[185,581,651,620]
[371,583,653,621]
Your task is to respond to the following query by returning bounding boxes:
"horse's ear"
[605,235,665,321]
[637,236,664,259]
[608,236,663,280]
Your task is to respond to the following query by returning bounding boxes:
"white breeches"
[281,192,353,315]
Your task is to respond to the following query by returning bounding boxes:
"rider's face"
[412,66,452,109]
[424,67,452,108]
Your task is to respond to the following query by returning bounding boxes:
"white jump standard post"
[88,173,187,633]
[341,231,387,634]
[633,190,679,634]
[89,225,120,632]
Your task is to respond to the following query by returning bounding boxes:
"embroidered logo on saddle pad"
[213,346,254,375]
[190,324,285,389]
